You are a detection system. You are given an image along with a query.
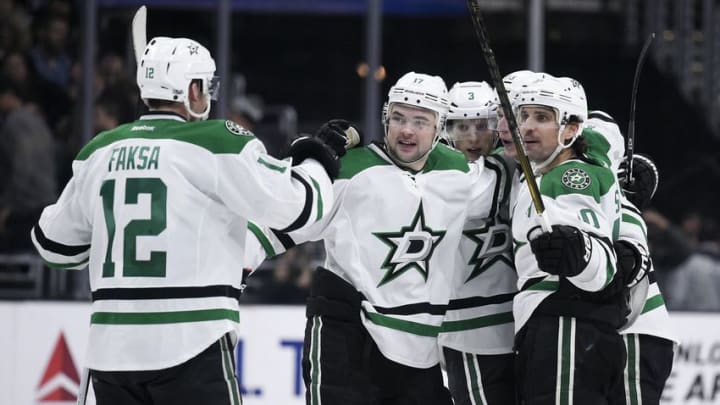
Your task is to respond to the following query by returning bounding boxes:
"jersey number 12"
[99,178,167,278]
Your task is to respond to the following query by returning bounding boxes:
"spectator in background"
[663,218,720,311]
[2,51,39,107]
[643,209,695,289]
[29,11,71,89]
[0,0,32,59]
[0,74,57,252]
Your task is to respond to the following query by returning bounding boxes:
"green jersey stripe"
[310,177,324,222]
[641,294,665,314]
[247,222,276,258]
[257,156,287,173]
[622,213,648,241]
[465,353,485,405]
[362,309,440,337]
[440,311,514,332]
[90,308,239,324]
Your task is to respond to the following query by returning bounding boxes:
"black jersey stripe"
[271,229,296,250]
[372,302,448,316]
[621,203,642,217]
[588,111,617,124]
[447,292,516,310]
[278,171,314,233]
[92,285,243,301]
[33,225,90,257]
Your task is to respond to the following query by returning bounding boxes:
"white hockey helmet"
[513,73,587,127]
[512,72,588,172]
[498,70,538,109]
[447,81,497,121]
[383,71,450,139]
[137,36,218,120]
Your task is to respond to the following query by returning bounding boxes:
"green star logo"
[373,203,446,287]
[462,220,514,282]
[561,167,591,190]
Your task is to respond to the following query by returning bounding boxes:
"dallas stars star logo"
[373,203,446,287]
[462,219,513,282]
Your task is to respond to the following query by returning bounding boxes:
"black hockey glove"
[614,240,651,288]
[617,154,658,210]
[530,225,592,277]
[286,119,355,181]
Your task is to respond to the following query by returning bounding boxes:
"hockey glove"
[617,154,658,210]
[530,225,592,277]
[316,119,361,155]
[286,119,353,181]
[614,240,651,288]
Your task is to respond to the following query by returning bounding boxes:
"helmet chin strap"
[532,124,579,174]
[184,96,211,121]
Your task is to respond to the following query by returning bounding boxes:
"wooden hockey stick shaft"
[466,0,551,232]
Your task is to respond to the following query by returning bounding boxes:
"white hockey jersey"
[284,142,497,368]
[511,159,621,333]
[439,154,517,355]
[30,112,334,371]
[618,200,678,343]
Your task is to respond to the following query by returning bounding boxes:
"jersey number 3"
[99,178,167,278]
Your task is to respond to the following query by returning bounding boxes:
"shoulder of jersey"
[75,119,256,161]
[337,145,392,180]
[540,159,616,202]
[423,143,470,173]
[580,127,612,168]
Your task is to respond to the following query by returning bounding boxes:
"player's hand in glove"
[530,225,592,277]
[316,119,362,156]
[617,154,658,210]
[614,240,651,287]
[286,118,360,181]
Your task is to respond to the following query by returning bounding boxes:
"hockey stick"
[131,6,147,65]
[465,0,551,232]
[76,367,89,405]
[626,32,655,185]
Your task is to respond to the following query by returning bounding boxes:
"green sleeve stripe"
[310,177,323,221]
[440,311,514,332]
[622,213,648,241]
[257,156,287,173]
[641,294,666,314]
[91,308,239,324]
[603,243,615,287]
[247,222,276,258]
[362,308,440,337]
[522,280,559,291]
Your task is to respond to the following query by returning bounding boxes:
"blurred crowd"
[0,0,718,310]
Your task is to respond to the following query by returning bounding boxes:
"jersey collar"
[139,111,187,122]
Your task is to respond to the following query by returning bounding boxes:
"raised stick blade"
[131,6,147,65]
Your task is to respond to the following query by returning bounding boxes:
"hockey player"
[30,35,346,405]
[440,81,517,405]
[582,111,677,405]
[256,72,503,404]
[509,72,626,404]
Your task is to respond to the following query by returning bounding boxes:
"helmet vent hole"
[150,39,156,45]
[171,47,177,55]
[173,95,178,100]
[144,49,149,55]
[404,97,408,101]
